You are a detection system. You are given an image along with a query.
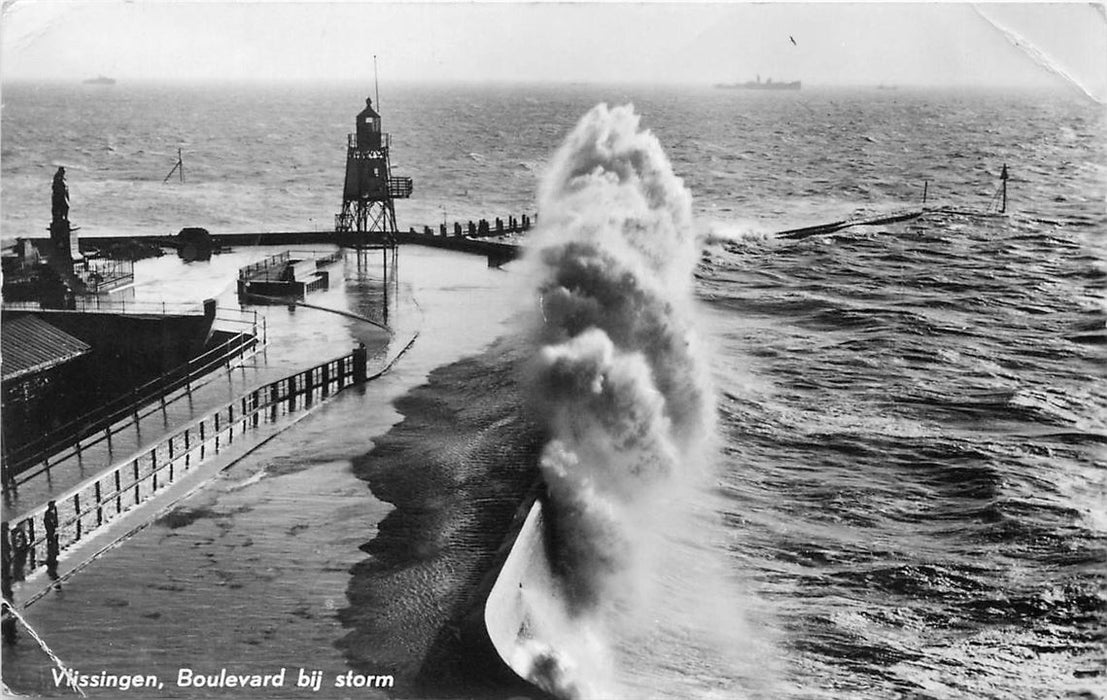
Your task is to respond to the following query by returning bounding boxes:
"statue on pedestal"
[51,167,69,224]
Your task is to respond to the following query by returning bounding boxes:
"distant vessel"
[715,75,801,91]
[83,75,116,85]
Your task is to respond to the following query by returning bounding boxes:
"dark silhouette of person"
[44,501,59,581]
[52,167,69,222]
[9,529,28,583]
[1,523,13,645]
[1,602,14,645]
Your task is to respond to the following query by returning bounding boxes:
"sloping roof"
[2,315,91,383]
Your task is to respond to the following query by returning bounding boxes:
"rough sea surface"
[2,82,1104,698]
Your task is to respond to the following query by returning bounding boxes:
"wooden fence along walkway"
[1,343,383,589]
[2,311,265,485]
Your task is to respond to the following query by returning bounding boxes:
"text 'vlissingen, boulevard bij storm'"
[52,667,395,692]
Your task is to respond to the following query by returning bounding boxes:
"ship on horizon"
[82,75,116,85]
[715,74,801,91]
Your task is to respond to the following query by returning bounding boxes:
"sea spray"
[518,103,726,697]
[701,218,775,245]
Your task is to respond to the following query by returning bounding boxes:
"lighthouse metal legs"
[348,242,398,329]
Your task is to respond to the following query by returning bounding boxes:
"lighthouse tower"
[335,97,412,247]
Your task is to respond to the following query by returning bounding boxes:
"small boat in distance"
[83,75,116,85]
[715,75,801,91]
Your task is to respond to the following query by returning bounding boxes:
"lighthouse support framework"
[334,97,412,323]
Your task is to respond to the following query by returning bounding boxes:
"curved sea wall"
[481,494,612,699]
[484,495,599,699]
[483,498,549,677]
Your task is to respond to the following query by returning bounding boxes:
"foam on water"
[700,218,775,245]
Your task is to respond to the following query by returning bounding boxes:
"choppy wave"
[706,198,1105,697]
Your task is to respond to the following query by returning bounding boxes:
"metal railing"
[2,344,375,586]
[237,251,292,282]
[346,132,391,151]
[72,258,134,294]
[303,275,329,295]
[388,177,413,199]
[214,307,265,336]
[2,298,205,316]
[310,250,344,267]
[237,249,343,284]
[2,327,261,484]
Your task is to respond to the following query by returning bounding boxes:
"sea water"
[1,81,1104,698]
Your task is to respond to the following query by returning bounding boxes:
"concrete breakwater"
[774,208,924,239]
[395,231,521,267]
[45,228,524,269]
[483,497,558,693]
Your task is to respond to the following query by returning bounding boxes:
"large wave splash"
[519,103,718,696]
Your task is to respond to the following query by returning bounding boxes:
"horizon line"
[0,76,1079,91]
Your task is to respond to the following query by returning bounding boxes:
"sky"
[1,1,1105,98]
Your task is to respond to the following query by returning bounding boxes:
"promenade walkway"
[2,348,282,519]
[2,297,392,521]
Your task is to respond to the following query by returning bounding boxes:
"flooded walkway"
[3,247,394,520]
[2,245,523,698]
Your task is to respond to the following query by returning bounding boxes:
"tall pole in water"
[1000,163,1008,214]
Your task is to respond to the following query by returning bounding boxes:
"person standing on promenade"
[44,501,60,581]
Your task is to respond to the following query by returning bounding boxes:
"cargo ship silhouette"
[715,74,801,90]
